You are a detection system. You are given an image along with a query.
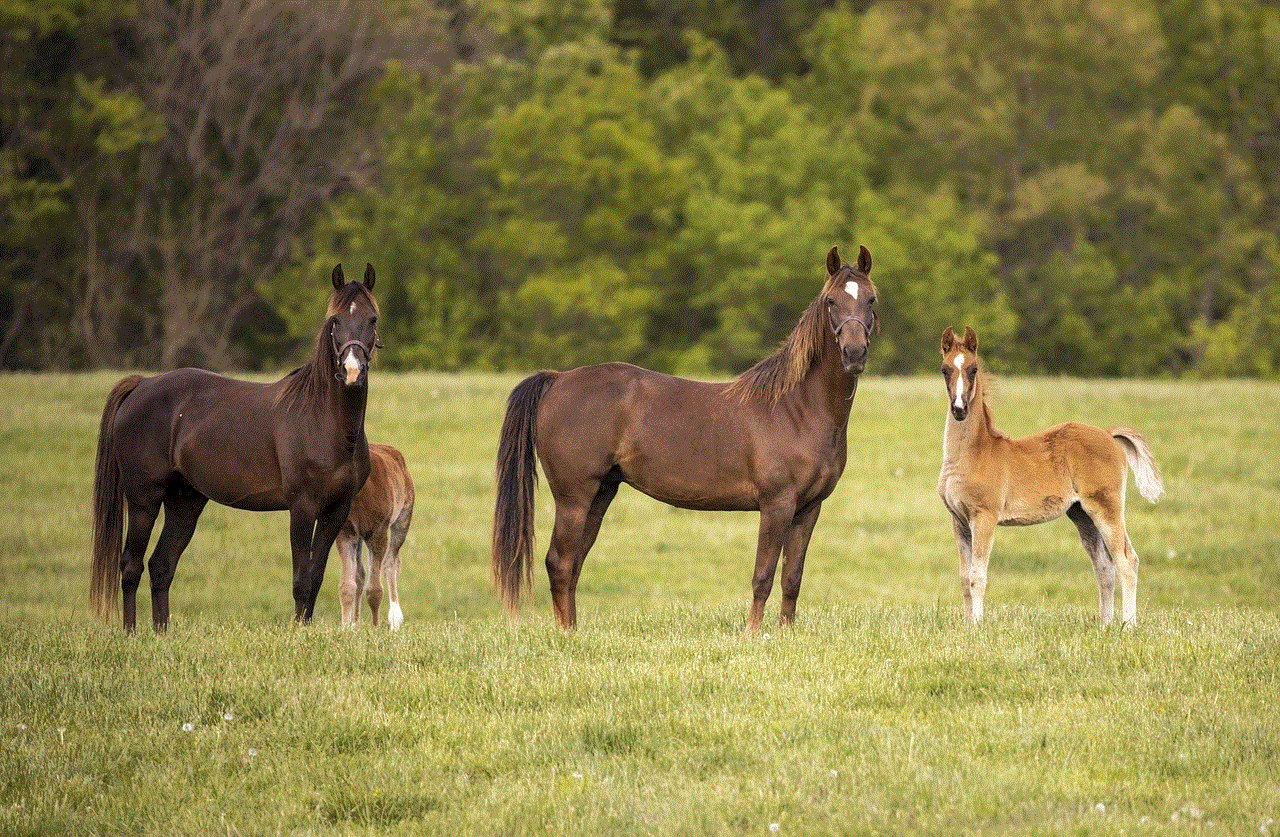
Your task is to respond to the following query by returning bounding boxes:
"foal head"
[326,263,380,387]
[940,326,980,421]
[823,245,878,373]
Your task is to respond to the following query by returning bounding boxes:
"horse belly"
[619,415,758,511]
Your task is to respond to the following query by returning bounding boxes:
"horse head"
[940,325,979,420]
[327,263,380,387]
[824,245,877,373]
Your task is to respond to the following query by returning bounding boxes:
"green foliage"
[4,0,1280,377]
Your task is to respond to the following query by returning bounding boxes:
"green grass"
[2,371,1278,835]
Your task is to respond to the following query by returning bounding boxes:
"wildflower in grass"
[828,770,838,778]
[223,712,233,722]
[15,723,26,732]
[1094,803,1105,814]
[769,823,780,833]
[246,748,258,758]
[181,722,194,732]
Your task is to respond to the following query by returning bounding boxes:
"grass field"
[1,370,1278,835]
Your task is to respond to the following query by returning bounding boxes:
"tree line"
[3,0,1277,377]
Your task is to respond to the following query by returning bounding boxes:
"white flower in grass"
[181,722,194,732]
[828,769,838,778]
[222,712,233,722]
[1094,803,1105,814]
[1261,815,1274,834]
[571,772,583,780]
[16,723,26,732]
[769,823,780,833]
[246,748,258,758]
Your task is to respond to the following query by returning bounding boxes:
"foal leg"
[949,513,974,620]
[965,511,997,623]
[382,502,411,631]
[336,528,361,628]
[778,501,822,627]
[365,528,388,627]
[1066,503,1115,627]
[147,489,208,631]
[1081,493,1138,627]
[120,497,162,634]
[747,497,796,633]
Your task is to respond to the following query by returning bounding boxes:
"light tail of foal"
[1111,428,1164,503]
[491,370,559,616]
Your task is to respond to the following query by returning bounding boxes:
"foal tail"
[91,375,144,622]
[1111,428,1165,503]
[491,370,559,616]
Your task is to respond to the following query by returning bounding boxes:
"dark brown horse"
[90,264,380,632]
[492,245,879,631]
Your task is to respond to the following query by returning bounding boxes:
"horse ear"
[331,264,344,290]
[941,326,957,354]
[826,245,841,277]
[857,245,872,275]
[962,325,978,352]
[363,263,375,290]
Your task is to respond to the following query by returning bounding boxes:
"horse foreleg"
[949,513,974,620]
[301,498,352,622]
[289,507,317,622]
[1067,503,1115,627]
[778,502,822,627]
[147,490,208,631]
[747,498,796,633]
[965,512,997,623]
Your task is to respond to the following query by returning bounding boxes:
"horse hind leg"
[365,529,388,627]
[147,487,208,631]
[382,499,413,631]
[1067,502,1115,627]
[1080,492,1138,627]
[120,497,162,633]
[336,528,362,628]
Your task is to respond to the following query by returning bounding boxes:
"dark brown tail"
[91,375,143,622]
[491,370,558,616]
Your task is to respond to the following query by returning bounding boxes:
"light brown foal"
[937,326,1163,627]
[336,443,414,630]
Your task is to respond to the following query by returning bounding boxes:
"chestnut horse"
[336,442,414,630]
[493,245,879,631]
[937,326,1164,627]
[90,264,380,632]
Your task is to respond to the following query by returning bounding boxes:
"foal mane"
[275,283,379,413]
[725,286,831,406]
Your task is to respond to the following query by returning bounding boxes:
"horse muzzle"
[950,403,969,421]
[841,344,868,374]
[335,342,369,386]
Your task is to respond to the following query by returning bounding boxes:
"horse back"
[536,362,833,511]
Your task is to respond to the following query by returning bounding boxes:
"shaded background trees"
[3,0,1278,377]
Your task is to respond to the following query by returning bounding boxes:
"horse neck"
[792,332,858,425]
[942,379,995,464]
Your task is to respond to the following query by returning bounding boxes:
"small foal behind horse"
[937,326,1164,627]
[336,443,414,630]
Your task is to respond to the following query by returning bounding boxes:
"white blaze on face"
[953,353,966,409]
[844,280,859,299]
[343,347,362,384]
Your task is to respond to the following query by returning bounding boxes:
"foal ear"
[826,245,841,277]
[940,326,957,354]
[857,244,872,275]
[363,263,376,290]
[331,264,345,290]
[962,325,978,352]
